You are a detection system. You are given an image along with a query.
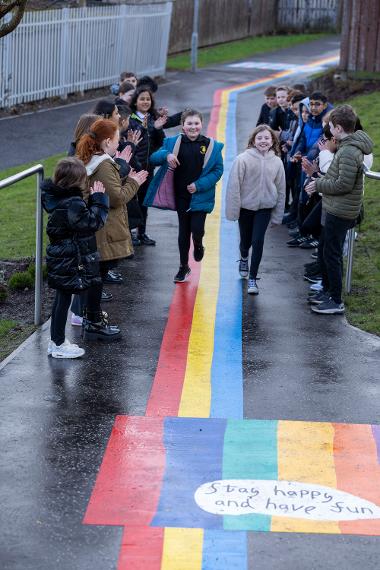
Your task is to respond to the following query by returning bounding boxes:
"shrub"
[8,271,34,291]
[28,262,48,281]
[0,284,7,303]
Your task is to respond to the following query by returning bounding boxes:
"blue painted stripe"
[151,417,226,529]
[202,529,247,570]
[210,90,243,421]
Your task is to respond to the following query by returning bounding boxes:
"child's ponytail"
[76,118,117,165]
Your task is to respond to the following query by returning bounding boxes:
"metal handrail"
[345,165,380,293]
[0,164,44,325]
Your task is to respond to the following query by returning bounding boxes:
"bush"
[0,284,7,303]
[8,271,34,291]
[28,262,48,281]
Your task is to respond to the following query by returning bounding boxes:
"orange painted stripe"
[334,423,380,535]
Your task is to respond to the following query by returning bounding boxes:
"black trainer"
[101,290,113,302]
[103,270,123,284]
[174,266,191,283]
[193,243,205,262]
[138,233,156,246]
[82,313,121,342]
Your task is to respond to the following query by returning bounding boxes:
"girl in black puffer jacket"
[42,157,109,359]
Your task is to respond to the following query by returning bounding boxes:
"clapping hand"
[128,169,149,187]
[127,129,143,146]
[115,145,133,164]
[90,181,106,194]
[305,180,317,195]
[302,157,318,177]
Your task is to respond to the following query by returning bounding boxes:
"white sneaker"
[47,340,54,356]
[50,339,85,359]
[238,258,249,278]
[71,314,83,326]
[309,280,323,292]
[247,278,259,295]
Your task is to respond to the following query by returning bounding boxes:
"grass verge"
[167,33,328,71]
[0,320,36,362]
[343,92,380,336]
[0,153,64,259]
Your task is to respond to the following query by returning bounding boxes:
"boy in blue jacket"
[145,109,224,282]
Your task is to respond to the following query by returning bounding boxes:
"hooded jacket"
[41,180,109,292]
[292,102,333,157]
[225,148,286,224]
[85,154,139,260]
[315,130,374,220]
[128,112,165,170]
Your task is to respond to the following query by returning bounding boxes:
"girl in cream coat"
[226,125,285,294]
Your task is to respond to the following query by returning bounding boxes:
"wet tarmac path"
[1,37,380,569]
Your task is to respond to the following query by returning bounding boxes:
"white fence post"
[60,7,70,99]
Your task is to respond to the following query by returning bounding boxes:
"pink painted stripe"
[118,527,164,570]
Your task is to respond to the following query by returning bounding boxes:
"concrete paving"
[1,36,380,570]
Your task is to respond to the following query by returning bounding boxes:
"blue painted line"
[210,89,243,421]
[202,529,248,570]
[151,417,226,529]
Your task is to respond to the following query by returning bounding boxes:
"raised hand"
[157,106,169,117]
[90,181,106,194]
[154,115,167,129]
[167,153,180,169]
[129,169,149,187]
[115,145,133,164]
[302,158,318,177]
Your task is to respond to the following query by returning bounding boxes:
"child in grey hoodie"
[226,125,285,295]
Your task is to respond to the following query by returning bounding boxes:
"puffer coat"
[315,130,374,220]
[85,154,139,260]
[41,180,109,292]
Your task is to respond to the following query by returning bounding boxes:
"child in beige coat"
[226,125,285,294]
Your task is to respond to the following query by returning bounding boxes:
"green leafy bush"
[8,271,34,291]
[0,284,7,302]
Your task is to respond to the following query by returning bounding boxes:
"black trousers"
[320,212,355,304]
[70,260,116,317]
[177,210,207,266]
[137,172,154,236]
[52,283,103,345]
[238,208,272,279]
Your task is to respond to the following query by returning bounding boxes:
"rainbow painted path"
[84,55,380,568]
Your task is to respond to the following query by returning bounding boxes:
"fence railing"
[0,2,173,108]
[0,165,44,325]
[345,165,380,294]
[277,0,338,32]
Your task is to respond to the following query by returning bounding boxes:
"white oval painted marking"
[194,480,380,521]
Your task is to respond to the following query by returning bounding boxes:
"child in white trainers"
[226,125,286,294]
[42,157,109,358]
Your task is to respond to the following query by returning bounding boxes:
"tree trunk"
[340,0,380,72]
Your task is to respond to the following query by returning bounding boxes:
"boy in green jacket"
[305,104,373,315]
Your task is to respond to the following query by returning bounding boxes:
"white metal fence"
[0,3,173,108]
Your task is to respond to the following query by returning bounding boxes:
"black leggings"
[70,260,116,317]
[52,283,102,345]
[177,210,207,266]
[137,172,154,236]
[238,208,272,279]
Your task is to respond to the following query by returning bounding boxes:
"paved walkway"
[1,36,380,570]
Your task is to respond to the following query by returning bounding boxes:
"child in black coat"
[42,157,109,359]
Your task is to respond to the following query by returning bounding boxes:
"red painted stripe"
[118,527,164,570]
[145,95,223,417]
[145,265,201,417]
[334,423,380,535]
[83,416,166,526]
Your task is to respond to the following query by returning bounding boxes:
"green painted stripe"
[222,419,278,531]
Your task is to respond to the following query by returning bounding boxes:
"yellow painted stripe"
[271,420,340,534]
[178,91,229,418]
[161,528,203,570]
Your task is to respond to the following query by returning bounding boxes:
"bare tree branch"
[0,0,28,38]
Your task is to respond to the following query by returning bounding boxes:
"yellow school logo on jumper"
[200,145,207,155]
